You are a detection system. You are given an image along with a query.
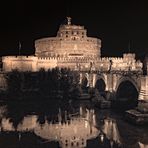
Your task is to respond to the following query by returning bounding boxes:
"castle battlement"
[2,55,37,60]
[37,57,57,60]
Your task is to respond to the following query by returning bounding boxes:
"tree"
[5,69,23,97]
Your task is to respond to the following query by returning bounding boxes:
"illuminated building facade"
[1,17,142,72]
[1,17,148,101]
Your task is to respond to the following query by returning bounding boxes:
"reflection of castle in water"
[2,105,148,148]
[102,118,121,147]
[34,114,98,147]
[0,107,99,148]
[0,106,124,148]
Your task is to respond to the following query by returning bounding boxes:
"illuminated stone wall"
[2,18,102,72]
[35,22,101,59]
[36,57,57,71]
[95,53,142,72]
[2,56,58,72]
[2,56,38,72]
[139,76,148,100]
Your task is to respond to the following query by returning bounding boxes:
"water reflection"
[102,118,121,147]
[37,108,99,148]
[0,102,148,148]
[0,107,99,148]
[103,119,121,143]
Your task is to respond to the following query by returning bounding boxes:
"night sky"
[0,0,148,60]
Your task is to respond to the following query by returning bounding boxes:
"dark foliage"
[5,68,80,100]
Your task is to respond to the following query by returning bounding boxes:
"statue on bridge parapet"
[108,59,113,72]
[75,62,81,71]
[89,61,95,73]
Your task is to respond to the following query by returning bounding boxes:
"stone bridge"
[79,70,148,101]
[0,68,147,103]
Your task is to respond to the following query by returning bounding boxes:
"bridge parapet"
[139,76,148,100]
[100,53,143,72]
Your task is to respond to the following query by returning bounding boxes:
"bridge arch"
[95,78,106,93]
[115,76,140,93]
[81,73,89,91]
[94,74,106,97]
[115,77,139,108]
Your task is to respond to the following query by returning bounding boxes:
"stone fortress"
[2,17,142,72]
[1,17,148,101]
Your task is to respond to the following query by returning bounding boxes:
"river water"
[0,99,148,148]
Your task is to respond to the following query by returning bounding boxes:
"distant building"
[2,17,142,72]
[1,18,148,101]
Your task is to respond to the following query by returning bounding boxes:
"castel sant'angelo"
[2,17,142,72]
[1,17,148,101]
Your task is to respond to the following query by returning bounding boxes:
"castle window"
[66,31,68,34]
[74,31,77,35]
[66,35,68,38]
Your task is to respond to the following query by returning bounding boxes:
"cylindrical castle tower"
[35,17,101,60]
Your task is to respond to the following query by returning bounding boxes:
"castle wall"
[2,56,38,72]
[2,56,58,72]
[35,37,101,58]
[2,53,143,73]
[37,57,57,71]
[35,23,101,59]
